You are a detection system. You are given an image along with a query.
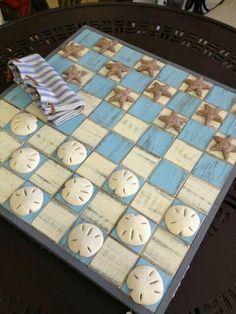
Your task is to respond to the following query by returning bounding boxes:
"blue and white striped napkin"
[8,53,84,125]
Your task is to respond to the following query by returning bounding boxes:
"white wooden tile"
[134,55,165,77]
[77,91,101,117]
[0,132,21,163]
[144,80,177,106]
[179,74,212,99]
[206,132,236,165]
[153,107,187,135]
[90,237,138,287]
[143,227,189,276]
[105,86,139,111]
[113,114,148,142]
[29,125,66,155]
[122,146,160,179]
[72,120,108,148]
[164,139,202,171]
[0,100,20,127]
[32,200,77,243]
[178,175,220,214]
[0,167,23,204]
[131,183,173,223]
[76,152,116,187]
[192,102,227,128]
[82,191,126,232]
[29,159,72,195]
[25,102,48,123]
[62,64,94,86]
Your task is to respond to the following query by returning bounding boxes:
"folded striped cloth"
[8,53,84,125]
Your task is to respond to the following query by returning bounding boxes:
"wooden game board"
[0,26,236,314]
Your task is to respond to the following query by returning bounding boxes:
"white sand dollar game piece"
[108,169,139,197]
[10,113,37,136]
[62,177,93,206]
[10,148,40,173]
[127,265,164,305]
[58,140,87,166]
[165,205,200,237]
[68,223,104,257]
[117,213,151,246]
[10,186,43,216]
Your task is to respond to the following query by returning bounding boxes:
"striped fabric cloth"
[8,53,84,125]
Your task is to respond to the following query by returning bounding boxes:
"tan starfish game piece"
[64,66,87,84]
[62,43,85,58]
[210,135,236,160]
[196,104,223,125]
[146,82,172,102]
[159,111,187,133]
[96,38,118,54]
[105,62,129,79]
[185,76,211,97]
[137,59,161,77]
[109,88,135,108]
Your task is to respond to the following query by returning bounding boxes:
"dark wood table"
[0,4,236,314]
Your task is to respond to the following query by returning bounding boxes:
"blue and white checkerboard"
[0,26,236,314]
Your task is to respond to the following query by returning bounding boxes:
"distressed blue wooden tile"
[47,54,74,74]
[138,126,174,157]
[4,87,32,109]
[193,153,232,188]
[167,91,201,117]
[121,257,172,313]
[54,114,85,135]
[150,160,188,195]
[129,96,162,123]
[219,113,236,137]
[121,70,152,93]
[83,75,116,98]
[111,207,156,254]
[157,64,189,88]
[96,132,133,163]
[112,46,143,67]
[74,29,103,47]
[206,85,236,110]
[78,50,108,71]
[3,181,51,224]
[89,101,124,128]
[179,120,215,149]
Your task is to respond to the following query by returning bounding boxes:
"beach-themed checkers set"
[0,26,236,314]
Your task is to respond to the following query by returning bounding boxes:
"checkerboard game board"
[0,26,236,314]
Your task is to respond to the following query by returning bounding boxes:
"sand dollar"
[10,148,40,173]
[58,140,87,166]
[117,213,151,246]
[68,223,104,257]
[108,169,139,197]
[127,265,164,305]
[10,113,37,136]
[62,177,93,206]
[10,186,43,216]
[165,205,200,237]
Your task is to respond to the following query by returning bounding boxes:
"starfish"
[196,103,223,125]
[105,62,129,79]
[62,42,85,58]
[109,88,135,108]
[159,111,187,133]
[185,76,211,97]
[96,38,118,53]
[146,82,172,102]
[64,66,87,84]
[137,59,161,77]
[210,135,236,160]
